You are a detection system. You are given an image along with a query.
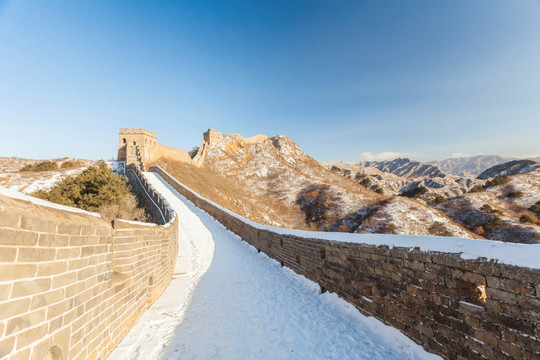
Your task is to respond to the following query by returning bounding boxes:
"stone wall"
[118,128,207,169]
[126,163,174,225]
[151,165,540,360]
[0,174,178,359]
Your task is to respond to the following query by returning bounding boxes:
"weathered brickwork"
[0,174,177,359]
[152,165,540,360]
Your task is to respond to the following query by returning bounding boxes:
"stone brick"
[9,348,30,360]
[6,309,46,335]
[0,247,17,262]
[486,287,517,305]
[499,339,524,358]
[48,315,64,333]
[69,258,89,271]
[57,223,81,235]
[38,233,69,247]
[0,336,15,358]
[81,246,95,257]
[0,228,38,246]
[47,299,74,320]
[57,247,81,259]
[37,261,68,277]
[0,212,20,227]
[0,283,11,302]
[31,289,65,310]
[11,278,51,298]
[15,323,48,350]
[52,271,77,289]
[20,216,56,233]
[0,263,37,281]
[452,269,486,285]
[1,298,31,320]
[18,247,56,262]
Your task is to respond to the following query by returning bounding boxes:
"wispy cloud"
[450,153,470,158]
[359,151,413,161]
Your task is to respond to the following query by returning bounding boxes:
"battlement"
[119,128,157,138]
[204,128,223,145]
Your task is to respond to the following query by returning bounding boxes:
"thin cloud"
[359,151,413,161]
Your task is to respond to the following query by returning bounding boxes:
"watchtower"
[117,128,158,163]
[203,128,222,145]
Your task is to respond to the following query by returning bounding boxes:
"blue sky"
[0,1,539,162]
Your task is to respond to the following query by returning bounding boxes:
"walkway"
[110,172,440,360]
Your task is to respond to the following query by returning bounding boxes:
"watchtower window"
[123,138,126,144]
[133,141,136,145]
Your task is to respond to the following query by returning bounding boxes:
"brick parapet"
[151,165,540,360]
[126,161,174,225]
[0,188,178,360]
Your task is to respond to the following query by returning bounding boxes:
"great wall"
[0,128,539,359]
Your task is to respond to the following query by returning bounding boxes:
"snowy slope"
[109,172,441,360]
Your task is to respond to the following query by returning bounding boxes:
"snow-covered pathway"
[110,172,440,360]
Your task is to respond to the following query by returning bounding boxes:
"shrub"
[188,146,200,159]
[480,204,502,215]
[19,161,58,172]
[432,195,447,205]
[32,162,146,222]
[355,173,366,180]
[485,175,509,188]
[519,215,534,224]
[400,186,428,198]
[296,184,341,226]
[528,201,540,217]
[484,215,503,229]
[99,194,147,223]
[469,185,485,193]
[359,178,371,188]
[60,161,74,169]
[507,191,523,198]
[343,169,351,177]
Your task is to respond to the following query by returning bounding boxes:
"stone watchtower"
[117,128,157,164]
[203,128,222,145]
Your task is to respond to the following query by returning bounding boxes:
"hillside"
[429,155,510,177]
[326,162,483,198]
[0,157,98,193]
[477,159,540,179]
[325,160,540,243]
[358,158,446,178]
[156,133,476,239]
[435,172,540,243]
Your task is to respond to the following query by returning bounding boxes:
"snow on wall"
[150,165,540,360]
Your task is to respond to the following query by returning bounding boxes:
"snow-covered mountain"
[429,155,511,177]
[358,158,446,178]
[477,160,540,179]
[326,160,539,243]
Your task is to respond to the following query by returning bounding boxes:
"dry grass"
[99,193,147,224]
[155,158,308,229]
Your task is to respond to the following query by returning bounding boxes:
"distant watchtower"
[117,128,157,163]
[203,128,222,145]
